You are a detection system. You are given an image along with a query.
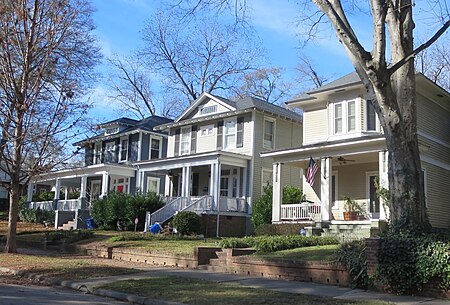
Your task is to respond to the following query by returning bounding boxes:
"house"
[134,92,303,236]
[261,72,450,234]
[28,115,172,227]
[0,169,10,210]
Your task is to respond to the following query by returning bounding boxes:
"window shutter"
[174,128,180,156]
[190,125,197,153]
[216,121,223,150]
[237,117,244,148]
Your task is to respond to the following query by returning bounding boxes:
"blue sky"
[88,0,357,121]
[88,0,447,121]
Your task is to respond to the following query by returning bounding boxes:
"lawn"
[99,276,392,305]
[0,253,142,280]
[254,244,339,261]
[0,220,48,235]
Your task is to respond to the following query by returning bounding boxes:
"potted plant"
[343,196,363,220]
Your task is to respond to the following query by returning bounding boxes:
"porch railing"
[219,197,249,213]
[145,197,189,229]
[28,201,53,211]
[280,203,321,221]
[183,195,214,213]
[56,199,83,211]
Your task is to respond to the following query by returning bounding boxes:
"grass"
[0,253,142,280]
[254,244,339,262]
[0,220,48,235]
[99,276,393,305]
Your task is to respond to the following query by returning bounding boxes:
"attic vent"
[105,127,119,135]
[200,105,217,115]
[221,169,231,176]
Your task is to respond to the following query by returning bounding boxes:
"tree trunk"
[5,177,20,253]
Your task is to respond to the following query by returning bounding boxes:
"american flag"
[306,157,319,186]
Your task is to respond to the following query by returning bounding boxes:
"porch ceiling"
[286,152,380,168]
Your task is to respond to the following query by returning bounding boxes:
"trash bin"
[149,222,162,234]
[85,218,95,230]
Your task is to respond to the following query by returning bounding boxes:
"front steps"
[57,220,75,230]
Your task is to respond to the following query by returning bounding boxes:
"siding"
[417,93,450,143]
[141,134,150,160]
[422,162,450,229]
[85,145,93,166]
[196,124,216,153]
[303,107,328,144]
[129,134,139,162]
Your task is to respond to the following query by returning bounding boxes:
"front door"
[89,180,101,204]
[367,174,380,219]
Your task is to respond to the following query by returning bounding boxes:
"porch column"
[27,182,34,202]
[209,163,216,198]
[101,172,109,197]
[378,150,389,220]
[80,176,87,198]
[64,186,69,200]
[215,162,221,237]
[164,174,171,197]
[54,178,61,200]
[320,157,332,221]
[272,162,282,222]
[181,166,192,198]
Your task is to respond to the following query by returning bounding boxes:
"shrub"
[377,232,450,294]
[282,185,304,204]
[91,192,164,230]
[254,223,306,236]
[33,191,55,202]
[252,185,272,228]
[219,235,339,252]
[172,211,202,235]
[18,206,55,224]
[335,240,370,289]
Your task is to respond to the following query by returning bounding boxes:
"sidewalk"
[2,262,449,305]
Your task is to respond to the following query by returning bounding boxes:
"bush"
[32,191,55,202]
[218,235,339,252]
[254,223,306,236]
[282,185,304,204]
[91,192,164,230]
[18,206,55,224]
[335,240,370,289]
[172,211,202,235]
[377,232,450,294]
[252,185,272,228]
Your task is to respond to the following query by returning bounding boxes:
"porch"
[262,136,389,226]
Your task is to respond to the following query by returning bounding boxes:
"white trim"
[93,142,102,165]
[331,98,360,137]
[199,124,214,137]
[119,136,128,163]
[137,132,143,161]
[223,117,237,149]
[180,126,191,156]
[263,116,276,149]
[149,135,162,159]
[420,155,450,170]
[417,131,450,149]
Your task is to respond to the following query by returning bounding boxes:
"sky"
[88,0,448,122]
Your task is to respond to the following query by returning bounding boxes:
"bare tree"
[140,9,260,108]
[107,54,157,120]
[415,35,450,91]
[296,55,329,89]
[0,0,100,253]
[232,67,292,104]
[183,0,450,232]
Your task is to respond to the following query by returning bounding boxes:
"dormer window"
[105,127,119,135]
[200,105,217,115]
[333,99,358,135]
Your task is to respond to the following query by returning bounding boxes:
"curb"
[1,267,187,305]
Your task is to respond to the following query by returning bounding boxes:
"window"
[263,118,275,149]
[220,177,229,196]
[200,105,217,115]
[334,103,343,134]
[366,100,377,131]
[200,125,214,137]
[180,127,191,155]
[347,101,356,132]
[261,169,273,193]
[94,142,102,164]
[150,137,161,159]
[104,141,115,162]
[224,118,236,149]
[120,138,128,162]
[147,177,160,194]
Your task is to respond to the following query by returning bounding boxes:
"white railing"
[218,197,249,213]
[183,195,214,213]
[28,201,53,211]
[57,199,82,211]
[147,197,189,227]
[280,203,321,221]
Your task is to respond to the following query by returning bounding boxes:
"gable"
[175,93,236,122]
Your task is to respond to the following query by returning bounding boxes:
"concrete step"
[209,258,227,266]
[196,265,228,273]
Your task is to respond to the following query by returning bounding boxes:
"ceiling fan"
[337,156,355,163]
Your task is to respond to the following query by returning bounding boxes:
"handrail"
[280,202,321,221]
[183,195,214,213]
[147,197,189,227]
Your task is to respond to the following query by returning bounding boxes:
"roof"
[236,96,302,122]
[74,115,173,146]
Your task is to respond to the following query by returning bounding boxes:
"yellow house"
[261,72,450,232]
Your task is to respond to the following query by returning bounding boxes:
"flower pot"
[343,211,358,221]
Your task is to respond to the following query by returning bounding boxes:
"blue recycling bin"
[85,218,95,230]
[149,223,162,234]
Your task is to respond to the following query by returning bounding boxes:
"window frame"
[150,136,162,159]
[146,176,160,194]
[93,142,102,164]
[332,99,360,135]
[179,126,191,155]
[263,117,276,149]
[334,102,343,134]
[223,117,237,149]
[199,124,214,137]
[347,100,356,132]
[119,137,128,162]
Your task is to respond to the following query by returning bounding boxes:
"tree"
[0,0,100,253]
[296,55,329,90]
[183,0,450,232]
[232,67,292,104]
[140,9,260,108]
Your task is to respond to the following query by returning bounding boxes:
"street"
[0,284,130,305]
